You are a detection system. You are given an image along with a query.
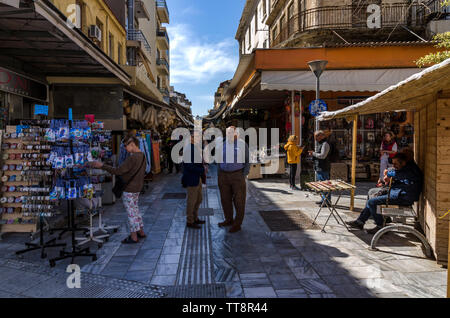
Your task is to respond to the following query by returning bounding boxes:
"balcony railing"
[157,58,170,70]
[156,0,168,10]
[127,29,151,54]
[271,3,428,47]
[156,0,170,22]
[414,0,450,22]
[157,28,170,45]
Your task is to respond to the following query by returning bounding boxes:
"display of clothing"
[118,133,152,174]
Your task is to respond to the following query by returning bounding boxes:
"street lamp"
[307,60,328,149]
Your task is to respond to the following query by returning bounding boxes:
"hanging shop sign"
[308,99,328,117]
[0,67,47,101]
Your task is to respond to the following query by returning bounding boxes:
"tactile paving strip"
[176,186,215,286]
[1,258,167,298]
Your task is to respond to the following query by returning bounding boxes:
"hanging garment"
[118,142,129,166]
[139,137,152,174]
[145,133,152,172]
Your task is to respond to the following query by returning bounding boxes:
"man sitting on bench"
[346,153,423,234]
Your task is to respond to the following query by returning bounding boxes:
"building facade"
[44,0,173,130]
[170,87,192,113]
[236,0,271,56]
[266,0,450,48]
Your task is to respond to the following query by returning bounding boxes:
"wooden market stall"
[318,58,450,297]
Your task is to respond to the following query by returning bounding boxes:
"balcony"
[156,57,170,75]
[159,87,169,96]
[127,29,151,55]
[156,0,169,24]
[271,3,428,47]
[157,27,170,50]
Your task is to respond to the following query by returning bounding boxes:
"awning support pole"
[351,114,358,211]
[299,91,303,187]
[291,91,295,136]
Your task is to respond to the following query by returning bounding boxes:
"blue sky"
[166,0,246,117]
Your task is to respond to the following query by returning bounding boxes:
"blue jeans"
[357,194,411,227]
[316,171,331,203]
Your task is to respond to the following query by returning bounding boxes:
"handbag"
[112,156,145,199]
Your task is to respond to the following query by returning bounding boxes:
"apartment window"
[287,3,294,34]
[157,76,161,89]
[255,9,258,33]
[95,18,104,50]
[109,33,114,59]
[75,0,84,30]
[118,43,122,64]
[272,25,278,42]
[246,29,251,50]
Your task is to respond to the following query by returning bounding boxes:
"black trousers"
[289,164,298,187]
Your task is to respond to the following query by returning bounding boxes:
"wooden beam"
[351,114,358,211]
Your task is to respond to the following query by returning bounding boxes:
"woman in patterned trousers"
[91,134,147,244]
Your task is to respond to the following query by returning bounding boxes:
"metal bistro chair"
[369,179,432,258]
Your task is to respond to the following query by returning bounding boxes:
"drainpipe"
[127,0,135,65]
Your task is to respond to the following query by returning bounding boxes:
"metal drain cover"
[162,193,186,200]
[259,210,321,232]
[165,284,227,298]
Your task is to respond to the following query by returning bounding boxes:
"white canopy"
[261,69,422,92]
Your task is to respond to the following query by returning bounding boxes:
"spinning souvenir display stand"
[0,118,118,266]
[1,122,68,258]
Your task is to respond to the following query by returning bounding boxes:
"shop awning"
[318,58,450,120]
[261,69,422,92]
[0,0,131,84]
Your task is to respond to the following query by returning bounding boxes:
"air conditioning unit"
[88,25,102,42]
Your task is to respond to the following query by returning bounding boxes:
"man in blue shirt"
[217,127,250,233]
[346,153,423,234]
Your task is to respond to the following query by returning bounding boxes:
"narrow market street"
[0,165,446,298]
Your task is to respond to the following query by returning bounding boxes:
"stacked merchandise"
[0,122,54,234]
[0,120,115,236]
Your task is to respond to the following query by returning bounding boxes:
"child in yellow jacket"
[284,135,303,190]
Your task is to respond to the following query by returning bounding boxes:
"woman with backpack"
[90,134,147,244]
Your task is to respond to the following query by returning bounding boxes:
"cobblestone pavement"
[0,165,447,298]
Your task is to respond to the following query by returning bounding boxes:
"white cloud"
[167,24,238,85]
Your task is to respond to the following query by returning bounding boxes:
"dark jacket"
[388,161,423,203]
[182,144,205,188]
[313,139,331,173]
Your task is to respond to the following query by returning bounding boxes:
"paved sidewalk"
[0,165,447,298]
